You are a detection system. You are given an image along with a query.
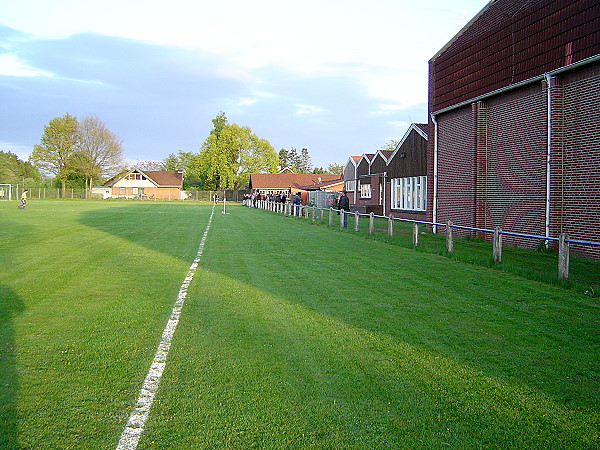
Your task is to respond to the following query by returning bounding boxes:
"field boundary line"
[116,205,215,449]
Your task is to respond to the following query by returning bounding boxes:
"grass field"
[1,200,599,448]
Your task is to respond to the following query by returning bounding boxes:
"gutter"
[430,113,439,234]
[545,73,553,245]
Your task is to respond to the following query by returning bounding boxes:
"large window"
[360,182,371,198]
[345,179,356,192]
[391,176,426,211]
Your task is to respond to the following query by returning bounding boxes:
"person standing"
[291,192,302,216]
[338,190,350,228]
[18,189,28,210]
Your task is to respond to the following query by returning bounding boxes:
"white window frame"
[391,176,426,211]
[359,182,371,198]
[345,179,356,192]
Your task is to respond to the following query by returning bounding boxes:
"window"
[344,180,356,192]
[391,176,426,211]
[126,173,146,180]
[360,182,371,198]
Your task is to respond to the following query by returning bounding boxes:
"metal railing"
[247,199,600,281]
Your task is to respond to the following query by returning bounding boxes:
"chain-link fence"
[0,185,251,202]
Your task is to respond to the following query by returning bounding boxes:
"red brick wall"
[429,63,600,258]
[561,66,600,258]
[430,106,476,235]
[484,83,548,248]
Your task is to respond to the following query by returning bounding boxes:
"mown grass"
[310,210,600,295]
[0,201,598,448]
[148,205,599,448]
[0,200,211,448]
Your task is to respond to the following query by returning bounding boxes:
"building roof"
[249,173,341,190]
[299,178,344,191]
[103,168,183,188]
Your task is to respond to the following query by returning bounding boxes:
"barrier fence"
[246,199,600,282]
[0,186,250,201]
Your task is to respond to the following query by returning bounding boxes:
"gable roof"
[249,173,340,190]
[103,168,183,188]
[389,123,428,161]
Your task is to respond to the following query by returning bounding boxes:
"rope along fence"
[246,199,600,281]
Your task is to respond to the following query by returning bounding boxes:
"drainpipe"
[431,113,439,233]
[545,73,552,246]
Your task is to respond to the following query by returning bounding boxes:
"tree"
[298,148,312,173]
[326,163,344,175]
[198,113,278,189]
[379,139,400,151]
[30,113,79,194]
[75,115,124,194]
[0,151,41,185]
[279,147,313,173]
[278,148,289,170]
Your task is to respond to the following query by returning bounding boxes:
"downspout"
[545,73,552,246]
[431,112,439,233]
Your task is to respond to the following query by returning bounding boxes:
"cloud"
[0,53,54,77]
[296,104,324,115]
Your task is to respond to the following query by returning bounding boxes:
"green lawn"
[1,201,598,448]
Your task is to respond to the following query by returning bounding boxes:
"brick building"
[427,0,600,257]
[342,123,428,217]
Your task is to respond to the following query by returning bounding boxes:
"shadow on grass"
[78,202,210,263]
[0,285,24,449]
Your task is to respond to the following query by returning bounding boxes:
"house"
[249,172,341,204]
[102,169,184,199]
[427,0,600,258]
[354,154,377,213]
[342,123,428,217]
[388,123,428,219]
[342,155,361,203]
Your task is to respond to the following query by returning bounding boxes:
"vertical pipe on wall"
[545,74,552,246]
[430,113,439,233]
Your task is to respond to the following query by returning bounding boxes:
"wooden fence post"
[329,208,333,226]
[388,217,393,238]
[354,212,359,231]
[312,206,316,222]
[446,221,454,253]
[413,222,419,247]
[493,227,502,263]
[339,210,344,229]
[559,233,570,280]
[369,213,375,235]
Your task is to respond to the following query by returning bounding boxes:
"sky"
[0,0,489,170]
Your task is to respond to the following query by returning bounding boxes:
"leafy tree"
[278,147,313,173]
[278,148,289,170]
[0,151,41,185]
[326,163,344,175]
[30,113,79,194]
[75,115,124,194]
[198,113,278,189]
[298,148,312,173]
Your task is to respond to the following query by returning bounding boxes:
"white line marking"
[116,205,215,449]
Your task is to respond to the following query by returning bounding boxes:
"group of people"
[245,189,351,227]
[244,191,289,208]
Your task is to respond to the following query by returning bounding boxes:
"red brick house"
[427,0,600,257]
[103,169,184,199]
[249,172,340,204]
